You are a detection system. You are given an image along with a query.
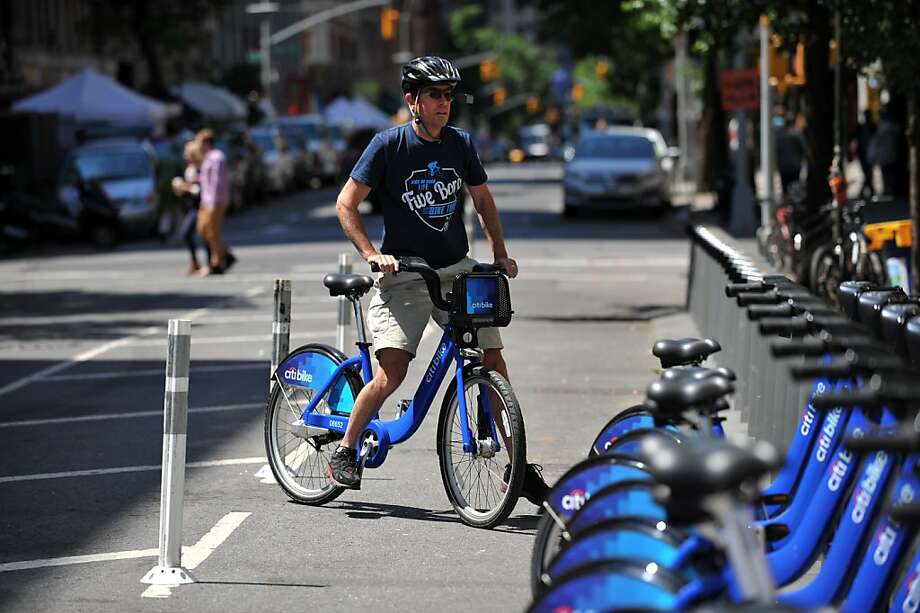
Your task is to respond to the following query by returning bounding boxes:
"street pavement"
[0,162,694,612]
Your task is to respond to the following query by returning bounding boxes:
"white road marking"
[0,402,263,429]
[0,288,269,399]
[0,457,267,484]
[0,548,160,573]
[141,512,251,598]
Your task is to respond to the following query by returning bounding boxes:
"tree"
[836,0,920,291]
[81,0,227,99]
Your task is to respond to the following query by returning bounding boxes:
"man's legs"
[210,205,227,269]
[326,348,410,490]
[341,348,410,448]
[483,348,548,505]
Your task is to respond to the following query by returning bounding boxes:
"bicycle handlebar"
[369,257,452,311]
[845,428,920,454]
[725,282,773,297]
[771,335,878,357]
[811,388,882,409]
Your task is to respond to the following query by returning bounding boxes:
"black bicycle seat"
[636,435,782,523]
[645,375,733,418]
[856,289,908,336]
[881,302,920,358]
[652,338,721,367]
[660,366,737,382]
[322,273,375,297]
[837,280,876,321]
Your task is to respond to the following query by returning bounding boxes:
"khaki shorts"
[367,257,503,357]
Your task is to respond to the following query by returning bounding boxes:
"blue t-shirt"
[350,122,487,269]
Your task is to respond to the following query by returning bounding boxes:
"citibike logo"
[799,408,816,437]
[425,343,449,383]
[470,300,494,310]
[815,407,844,463]
[827,427,859,492]
[851,451,888,524]
[876,484,916,566]
[561,488,589,511]
[284,367,313,384]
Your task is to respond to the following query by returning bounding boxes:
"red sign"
[720,68,760,111]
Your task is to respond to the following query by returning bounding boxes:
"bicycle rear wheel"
[264,343,363,505]
[437,366,526,529]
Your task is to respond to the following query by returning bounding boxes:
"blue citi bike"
[263,256,528,528]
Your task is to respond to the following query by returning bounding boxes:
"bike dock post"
[141,319,195,586]
[271,279,292,393]
[336,253,352,352]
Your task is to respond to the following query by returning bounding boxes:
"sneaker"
[500,463,549,507]
[224,251,237,271]
[521,463,549,507]
[325,446,361,490]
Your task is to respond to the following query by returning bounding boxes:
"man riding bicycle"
[328,55,547,506]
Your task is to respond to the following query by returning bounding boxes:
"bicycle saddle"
[880,302,920,358]
[652,337,721,368]
[322,273,375,297]
[856,288,908,336]
[644,376,734,418]
[660,366,737,382]
[636,435,782,524]
[837,280,876,320]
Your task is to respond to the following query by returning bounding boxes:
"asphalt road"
[0,162,692,612]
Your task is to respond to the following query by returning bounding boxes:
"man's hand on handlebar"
[368,253,400,274]
[494,256,519,279]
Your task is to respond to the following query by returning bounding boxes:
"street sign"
[720,68,760,111]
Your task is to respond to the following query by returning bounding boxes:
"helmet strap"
[410,90,442,144]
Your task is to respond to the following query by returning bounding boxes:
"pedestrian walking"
[850,110,877,199]
[171,140,209,275]
[327,55,549,506]
[195,129,236,275]
[869,108,901,197]
[775,113,805,198]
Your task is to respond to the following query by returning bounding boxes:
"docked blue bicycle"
[263,256,527,528]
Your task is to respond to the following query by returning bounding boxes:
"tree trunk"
[800,0,834,216]
[909,92,920,293]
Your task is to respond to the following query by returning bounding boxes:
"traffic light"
[480,59,500,82]
[381,8,399,40]
[526,96,540,114]
[493,87,507,105]
[595,59,609,79]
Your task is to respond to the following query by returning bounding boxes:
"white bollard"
[141,319,195,586]
[270,279,292,394]
[336,253,352,352]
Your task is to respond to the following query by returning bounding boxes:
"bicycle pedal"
[394,399,410,419]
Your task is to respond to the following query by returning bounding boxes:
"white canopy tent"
[173,82,247,121]
[323,96,392,131]
[12,68,174,125]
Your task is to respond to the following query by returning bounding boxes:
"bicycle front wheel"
[437,367,526,529]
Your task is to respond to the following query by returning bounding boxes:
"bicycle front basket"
[449,272,513,328]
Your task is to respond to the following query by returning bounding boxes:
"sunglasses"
[422,88,455,102]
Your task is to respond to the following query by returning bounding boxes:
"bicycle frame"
[299,325,496,469]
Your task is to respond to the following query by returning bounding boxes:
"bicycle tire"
[437,366,526,529]
[264,343,364,505]
[809,244,842,305]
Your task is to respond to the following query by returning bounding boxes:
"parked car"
[278,115,338,186]
[249,127,296,194]
[217,129,267,213]
[57,139,159,241]
[562,127,676,217]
